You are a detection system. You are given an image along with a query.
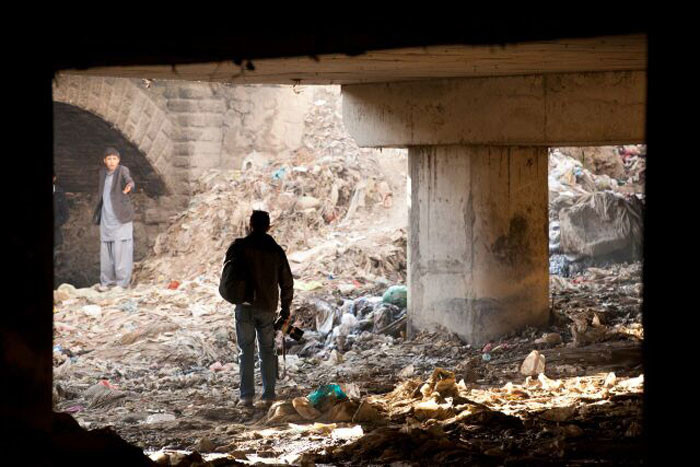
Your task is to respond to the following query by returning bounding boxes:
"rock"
[57,283,77,295]
[603,372,617,388]
[520,350,546,376]
[195,437,215,452]
[560,192,643,260]
[292,397,322,420]
[534,333,562,345]
[209,361,224,372]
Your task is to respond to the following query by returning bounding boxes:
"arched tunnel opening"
[53,102,168,288]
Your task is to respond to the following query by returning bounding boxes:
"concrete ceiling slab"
[60,34,646,85]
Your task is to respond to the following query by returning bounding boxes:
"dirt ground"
[52,147,645,466]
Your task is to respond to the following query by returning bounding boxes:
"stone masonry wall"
[53,76,404,287]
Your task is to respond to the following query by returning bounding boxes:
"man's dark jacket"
[225,231,294,313]
[92,165,136,225]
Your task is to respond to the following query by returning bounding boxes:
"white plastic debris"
[82,304,102,319]
[331,425,364,440]
[144,413,176,424]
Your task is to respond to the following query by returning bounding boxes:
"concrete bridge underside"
[65,34,647,344]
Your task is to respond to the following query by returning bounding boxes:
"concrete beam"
[342,71,645,147]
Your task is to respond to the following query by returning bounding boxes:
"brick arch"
[53,75,178,195]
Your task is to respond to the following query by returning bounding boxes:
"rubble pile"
[133,148,404,289]
[548,145,645,276]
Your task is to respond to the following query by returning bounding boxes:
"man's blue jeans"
[235,305,277,401]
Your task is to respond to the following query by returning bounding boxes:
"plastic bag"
[308,384,348,411]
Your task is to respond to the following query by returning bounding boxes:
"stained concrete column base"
[407,145,549,345]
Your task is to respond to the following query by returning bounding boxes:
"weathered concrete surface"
[342,71,645,147]
[408,146,549,344]
[62,34,646,85]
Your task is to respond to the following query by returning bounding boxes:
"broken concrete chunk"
[520,350,546,376]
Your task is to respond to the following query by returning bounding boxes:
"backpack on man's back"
[219,240,256,305]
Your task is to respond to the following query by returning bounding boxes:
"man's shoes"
[96,284,111,292]
[237,398,253,408]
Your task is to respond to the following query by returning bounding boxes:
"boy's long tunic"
[100,171,133,287]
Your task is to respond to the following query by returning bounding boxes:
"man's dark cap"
[250,210,270,231]
[104,147,120,158]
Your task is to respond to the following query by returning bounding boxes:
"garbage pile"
[548,145,645,276]
[133,148,404,288]
[52,257,642,464]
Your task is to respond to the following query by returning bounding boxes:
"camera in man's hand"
[274,314,304,341]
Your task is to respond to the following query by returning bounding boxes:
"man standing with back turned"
[92,147,136,290]
[226,210,294,408]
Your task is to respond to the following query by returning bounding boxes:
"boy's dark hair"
[250,210,270,232]
[104,147,120,158]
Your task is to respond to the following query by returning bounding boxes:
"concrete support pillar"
[408,145,549,344]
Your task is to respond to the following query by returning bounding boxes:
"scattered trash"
[144,413,176,424]
[308,384,348,411]
[382,285,407,308]
[295,280,324,292]
[167,280,180,290]
[81,304,102,319]
[331,425,364,441]
[398,364,415,378]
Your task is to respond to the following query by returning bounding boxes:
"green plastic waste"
[308,384,348,411]
[382,285,407,308]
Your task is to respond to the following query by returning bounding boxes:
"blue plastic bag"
[307,384,348,410]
